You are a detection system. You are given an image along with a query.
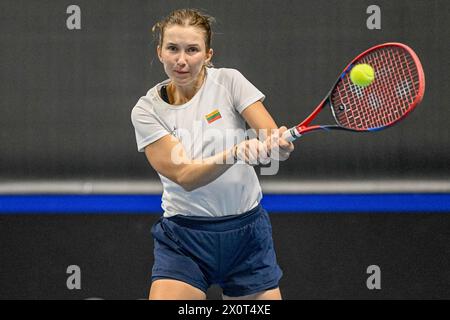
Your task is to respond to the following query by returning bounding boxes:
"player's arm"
[241,101,278,139]
[144,134,269,191]
[241,101,294,159]
[144,135,235,192]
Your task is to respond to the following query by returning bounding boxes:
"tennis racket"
[282,42,425,142]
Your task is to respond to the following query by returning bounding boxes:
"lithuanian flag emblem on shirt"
[205,109,222,124]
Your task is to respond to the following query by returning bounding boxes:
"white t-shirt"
[131,68,265,217]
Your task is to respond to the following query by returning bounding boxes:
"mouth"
[174,70,189,75]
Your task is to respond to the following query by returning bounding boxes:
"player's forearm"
[176,147,236,192]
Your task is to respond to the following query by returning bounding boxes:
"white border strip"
[0,180,449,194]
[262,180,450,193]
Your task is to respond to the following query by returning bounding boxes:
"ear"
[205,48,214,65]
[157,45,163,63]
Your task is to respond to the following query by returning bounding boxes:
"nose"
[176,51,187,67]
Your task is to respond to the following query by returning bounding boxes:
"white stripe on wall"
[0,179,449,194]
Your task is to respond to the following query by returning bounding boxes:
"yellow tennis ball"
[350,64,375,87]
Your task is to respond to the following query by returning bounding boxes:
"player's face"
[158,25,213,88]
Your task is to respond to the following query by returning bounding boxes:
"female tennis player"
[131,9,294,300]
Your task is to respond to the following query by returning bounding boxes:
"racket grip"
[282,127,301,142]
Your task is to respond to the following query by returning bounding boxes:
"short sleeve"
[131,103,169,152]
[228,69,266,114]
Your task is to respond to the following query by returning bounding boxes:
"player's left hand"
[266,126,294,161]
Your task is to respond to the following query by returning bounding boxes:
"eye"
[167,45,177,51]
[187,47,199,52]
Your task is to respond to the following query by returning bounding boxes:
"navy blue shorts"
[150,204,283,297]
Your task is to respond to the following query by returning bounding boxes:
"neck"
[168,68,206,105]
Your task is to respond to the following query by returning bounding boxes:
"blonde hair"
[152,9,215,67]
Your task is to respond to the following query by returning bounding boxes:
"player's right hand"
[234,138,271,166]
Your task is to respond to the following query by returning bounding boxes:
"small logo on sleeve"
[205,109,222,124]
[169,126,179,138]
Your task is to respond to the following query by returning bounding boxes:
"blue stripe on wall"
[1,194,450,214]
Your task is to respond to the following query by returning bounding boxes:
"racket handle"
[282,127,301,142]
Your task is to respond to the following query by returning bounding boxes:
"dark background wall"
[0,0,448,180]
[2,213,450,300]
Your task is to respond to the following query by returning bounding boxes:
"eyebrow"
[166,42,201,47]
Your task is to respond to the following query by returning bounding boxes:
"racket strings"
[331,46,421,130]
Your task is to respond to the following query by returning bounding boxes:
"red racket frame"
[283,42,425,141]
